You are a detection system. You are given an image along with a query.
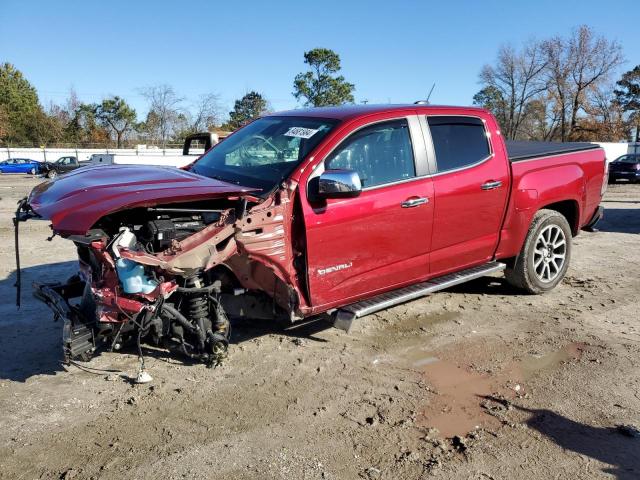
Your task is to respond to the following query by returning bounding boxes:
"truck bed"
[506,141,599,162]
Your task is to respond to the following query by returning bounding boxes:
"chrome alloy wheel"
[533,225,566,282]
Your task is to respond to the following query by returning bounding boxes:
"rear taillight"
[601,159,609,196]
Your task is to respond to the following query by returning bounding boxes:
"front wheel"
[46,170,57,179]
[29,167,36,175]
[505,209,572,294]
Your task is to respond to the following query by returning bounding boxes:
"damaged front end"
[15,165,307,367]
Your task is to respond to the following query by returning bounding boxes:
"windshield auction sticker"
[284,127,319,139]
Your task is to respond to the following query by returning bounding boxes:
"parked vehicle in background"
[15,104,607,369]
[608,153,640,183]
[40,156,91,178]
[0,158,41,175]
[87,132,219,169]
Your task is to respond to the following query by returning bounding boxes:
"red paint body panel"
[428,113,511,276]
[27,164,257,235]
[494,149,605,259]
[304,179,434,309]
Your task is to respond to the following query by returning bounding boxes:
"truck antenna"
[426,83,436,103]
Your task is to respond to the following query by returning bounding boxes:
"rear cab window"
[616,155,640,163]
[427,116,491,173]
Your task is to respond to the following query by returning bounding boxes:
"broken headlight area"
[17,179,306,369]
[30,203,240,368]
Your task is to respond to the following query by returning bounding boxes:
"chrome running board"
[334,262,506,332]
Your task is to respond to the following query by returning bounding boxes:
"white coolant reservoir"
[113,227,136,256]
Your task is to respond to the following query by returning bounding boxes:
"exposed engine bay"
[15,183,309,370]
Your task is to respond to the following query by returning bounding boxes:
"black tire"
[505,209,572,294]
[29,167,36,175]
[46,170,57,179]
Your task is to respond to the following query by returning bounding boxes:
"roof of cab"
[271,104,488,121]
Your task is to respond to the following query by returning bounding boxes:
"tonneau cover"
[506,140,599,162]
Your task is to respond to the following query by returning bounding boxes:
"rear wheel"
[29,167,36,175]
[505,209,572,294]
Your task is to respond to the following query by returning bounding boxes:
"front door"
[58,157,75,172]
[302,116,434,310]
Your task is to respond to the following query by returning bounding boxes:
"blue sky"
[1,0,638,117]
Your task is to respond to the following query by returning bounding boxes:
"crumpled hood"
[28,164,257,235]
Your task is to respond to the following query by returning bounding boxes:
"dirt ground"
[0,174,638,480]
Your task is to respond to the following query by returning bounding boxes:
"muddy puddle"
[369,310,583,438]
[418,359,502,437]
[519,342,583,379]
[405,341,582,438]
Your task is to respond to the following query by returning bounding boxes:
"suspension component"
[183,273,209,351]
[175,272,231,367]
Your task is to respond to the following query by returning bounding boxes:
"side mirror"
[318,169,362,199]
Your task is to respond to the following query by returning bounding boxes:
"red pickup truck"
[15,104,607,367]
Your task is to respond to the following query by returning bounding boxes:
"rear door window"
[617,155,640,164]
[325,119,416,188]
[427,116,490,173]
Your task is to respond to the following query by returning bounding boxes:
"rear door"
[302,115,434,310]
[424,115,510,276]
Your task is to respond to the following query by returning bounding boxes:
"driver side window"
[325,119,415,188]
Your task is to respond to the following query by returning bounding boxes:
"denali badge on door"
[317,262,353,276]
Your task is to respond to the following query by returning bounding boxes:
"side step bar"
[333,262,506,332]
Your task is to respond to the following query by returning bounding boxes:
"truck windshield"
[191,116,338,193]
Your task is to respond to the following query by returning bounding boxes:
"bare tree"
[544,25,624,140]
[188,93,223,132]
[140,85,184,147]
[479,40,548,139]
[577,85,628,141]
[518,94,562,141]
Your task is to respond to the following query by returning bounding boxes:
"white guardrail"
[0,147,186,162]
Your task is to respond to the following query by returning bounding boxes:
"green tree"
[95,96,137,147]
[226,91,267,130]
[293,48,355,107]
[0,63,41,145]
[473,86,508,130]
[614,65,640,143]
[64,103,110,146]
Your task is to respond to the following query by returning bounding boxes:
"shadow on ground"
[515,404,640,480]
[0,261,77,382]
[446,276,522,296]
[0,261,334,382]
[598,206,640,234]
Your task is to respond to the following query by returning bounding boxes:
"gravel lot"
[0,174,638,480]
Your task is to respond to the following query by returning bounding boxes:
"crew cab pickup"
[15,105,607,367]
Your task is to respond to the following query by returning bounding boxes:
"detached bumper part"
[33,278,96,363]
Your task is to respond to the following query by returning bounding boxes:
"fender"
[495,163,584,259]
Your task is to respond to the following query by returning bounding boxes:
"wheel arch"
[539,199,580,236]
